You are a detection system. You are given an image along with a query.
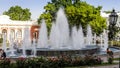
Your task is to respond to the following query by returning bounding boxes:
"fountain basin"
[24,45,100,56]
[3,46,120,58]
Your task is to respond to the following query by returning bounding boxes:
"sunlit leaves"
[3,5,31,21]
[38,0,106,35]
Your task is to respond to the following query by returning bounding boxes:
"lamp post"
[108,9,119,67]
[108,9,118,45]
[118,23,120,68]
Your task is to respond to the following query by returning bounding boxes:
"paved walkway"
[88,51,120,68]
[100,53,120,63]
[87,64,119,68]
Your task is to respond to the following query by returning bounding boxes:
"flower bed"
[0,55,103,68]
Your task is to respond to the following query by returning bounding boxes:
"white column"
[28,27,31,41]
[0,27,2,38]
[7,28,11,46]
[15,28,18,41]
[0,27,1,34]
[21,28,24,42]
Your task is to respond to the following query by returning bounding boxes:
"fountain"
[86,25,93,46]
[34,8,99,56]
[72,26,78,49]
[3,7,115,57]
[21,27,31,57]
[9,34,17,57]
[55,8,69,48]
[77,26,85,48]
[49,22,61,49]
[37,19,48,48]
[71,26,85,49]
[93,33,97,45]
[33,38,37,57]
[2,33,7,52]
[101,30,108,51]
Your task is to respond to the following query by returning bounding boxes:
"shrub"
[0,58,11,68]
[108,57,113,64]
[26,58,37,68]
[16,57,27,68]
[84,55,102,66]
[47,57,60,68]
[0,55,103,68]
[36,57,49,68]
[84,55,95,65]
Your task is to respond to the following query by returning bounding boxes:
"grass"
[65,62,119,68]
[109,41,120,47]
[113,58,120,60]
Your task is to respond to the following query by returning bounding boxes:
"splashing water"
[22,27,31,57]
[77,26,85,48]
[2,33,7,52]
[33,38,37,57]
[102,30,108,51]
[72,26,78,49]
[37,20,48,48]
[86,25,93,46]
[49,23,60,49]
[55,8,69,48]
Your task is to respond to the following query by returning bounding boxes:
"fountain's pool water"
[98,47,120,55]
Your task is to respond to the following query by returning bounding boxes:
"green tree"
[38,13,52,33]
[3,5,31,21]
[38,0,107,35]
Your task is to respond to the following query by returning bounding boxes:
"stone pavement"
[87,64,119,68]
[100,53,120,63]
[88,51,120,68]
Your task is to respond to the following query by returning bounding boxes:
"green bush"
[0,55,103,68]
[108,57,113,64]
[16,57,27,68]
[0,58,10,68]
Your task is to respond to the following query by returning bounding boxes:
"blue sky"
[0,0,120,20]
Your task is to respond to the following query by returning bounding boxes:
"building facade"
[0,15,39,45]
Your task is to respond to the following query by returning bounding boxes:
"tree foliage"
[3,5,31,21]
[38,0,107,35]
[108,25,120,40]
